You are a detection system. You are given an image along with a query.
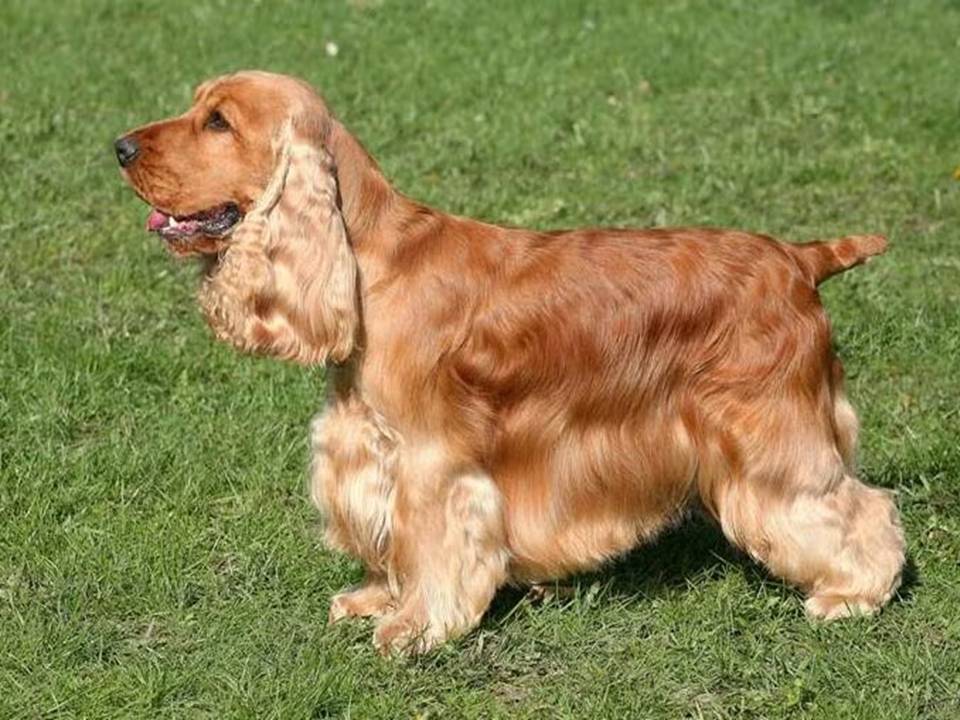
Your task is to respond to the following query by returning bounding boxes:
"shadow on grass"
[485,516,760,626]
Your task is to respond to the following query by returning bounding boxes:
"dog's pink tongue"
[146,208,169,231]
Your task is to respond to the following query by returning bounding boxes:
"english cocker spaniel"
[116,71,905,654]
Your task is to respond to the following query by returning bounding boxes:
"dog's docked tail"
[791,234,888,286]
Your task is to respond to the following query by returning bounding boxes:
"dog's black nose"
[114,136,140,167]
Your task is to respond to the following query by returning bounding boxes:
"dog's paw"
[804,594,879,621]
[327,584,395,625]
[373,612,438,656]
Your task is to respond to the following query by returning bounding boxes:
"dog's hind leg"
[702,408,905,619]
[831,358,860,473]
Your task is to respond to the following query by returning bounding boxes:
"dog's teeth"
[168,217,179,228]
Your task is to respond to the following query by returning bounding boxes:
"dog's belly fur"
[312,401,697,583]
[492,414,698,581]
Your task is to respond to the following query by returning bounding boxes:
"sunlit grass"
[1,1,959,717]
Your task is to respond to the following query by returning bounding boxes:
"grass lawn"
[2,0,959,717]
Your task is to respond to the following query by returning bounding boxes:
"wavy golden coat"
[118,71,905,654]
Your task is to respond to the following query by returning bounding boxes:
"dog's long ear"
[199,116,360,365]
[263,114,360,363]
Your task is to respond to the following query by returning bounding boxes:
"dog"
[116,70,905,654]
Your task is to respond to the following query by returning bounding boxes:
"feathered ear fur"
[199,116,359,365]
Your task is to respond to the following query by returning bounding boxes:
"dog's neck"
[322,121,431,396]
[326,119,442,307]
[327,120,404,251]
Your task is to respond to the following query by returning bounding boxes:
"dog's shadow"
[485,510,918,627]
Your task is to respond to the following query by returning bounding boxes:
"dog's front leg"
[374,447,510,655]
[309,398,399,623]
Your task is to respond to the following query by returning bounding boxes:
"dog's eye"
[204,110,230,132]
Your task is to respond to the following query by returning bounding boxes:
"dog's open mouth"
[146,203,243,240]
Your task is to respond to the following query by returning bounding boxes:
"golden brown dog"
[116,70,905,654]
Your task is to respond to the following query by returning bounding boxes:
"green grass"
[2,0,959,717]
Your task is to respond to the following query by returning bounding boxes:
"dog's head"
[116,71,359,364]
[116,70,337,256]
